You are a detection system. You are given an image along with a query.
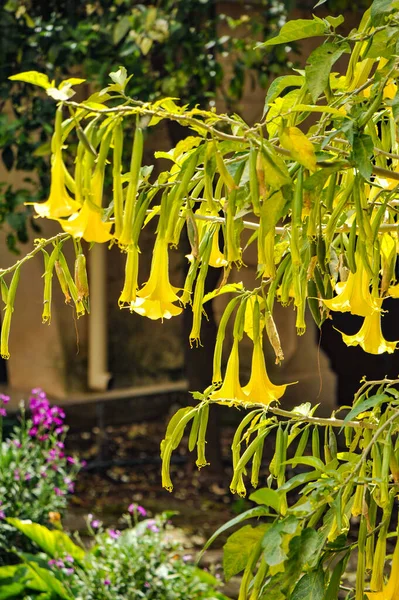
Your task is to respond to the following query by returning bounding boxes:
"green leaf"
[370,0,399,25]
[352,133,374,179]
[324,553,349,599]
[305,42,350,103]
[283,456,325,471]
[342,393,388,425]
[113,16,131,44]
[9,71,52,89]
[258,18,327,48]
[249,487,281,512]
[324,15,345,28]
[263,75,304,116]
[278,470,321,493]
[25,563,73,600]
[202,282,243,304]
[223,524,268,581]
[262,516,299,567]
[200,506,271,557]
[6,519,85,564]
[291,568,325,600]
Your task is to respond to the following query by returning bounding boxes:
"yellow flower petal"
[323,263,379,317]
[60,201,112,243]
[340,304,397,355]
[130,237,182,320]
[33,152,80,219]
[243,340,289,405]
[211,339,247,402]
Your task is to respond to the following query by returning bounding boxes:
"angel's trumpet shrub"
[323,261,379,317]
[211,339,247,403]
[367,533,399,599]
[243,338,289,405]
[119,248,139,308]
[131,237,182,320]
[340,301,397,355]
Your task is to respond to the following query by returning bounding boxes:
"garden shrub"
[0,388,82,565]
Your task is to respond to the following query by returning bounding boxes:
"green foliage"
[3,0,399,597]
[0,390,82,566]
[0,0,289,252]
[2,513,227,599]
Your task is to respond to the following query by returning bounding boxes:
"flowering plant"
[0,388,83,564]
[3,506,227,599]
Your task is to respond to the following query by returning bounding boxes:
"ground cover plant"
[0,388,82,566]
[2,0,399,597]
[0,508,225,599]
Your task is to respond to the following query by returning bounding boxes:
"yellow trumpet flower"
[33,151,80,219]
[209,225,227,268]
[211,339,247,403]
[323,263,379,317]
[131,237,183,321]
[59,169,112,243]
[367,535,399,599]
[243,339,288,405]
[340,302,397,355]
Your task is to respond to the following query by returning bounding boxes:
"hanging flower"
[211,339,247,403]
[59,169,112,243]
[131,237,182,320]
[340,301,397,355]
[367,534,399,599]
[119,248,139,308]
[323,263,379,317]
[243,339,290,405]
[33,152,80,219]
[208,224,227,268]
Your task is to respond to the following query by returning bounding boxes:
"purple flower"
[29,427,38,437]
[57,442,64,449]
[0,394,10,404]
[108,529,121,540]
[0,408,6,417]
[91,519,101,529]
[64,555,74,564]
[182,554,193,562]
[14,470,20,481]
[144,582,151,588]
[0,511,5,520]
[48,559,56,566]
[55,559,65,568]
[66,456,76,464]
[104,579,111,586]
[25,473,32,481]
[12,440,21,448]
[65,568,74,576]
[146,521,160,533]
[128,503,147,517]
[54,487,64,497]
[81,460,87,467]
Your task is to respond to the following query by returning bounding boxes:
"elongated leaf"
[223,524,268,581]
[6,519,85,564]
[283,456,325,470]
[202,283,243,304]
[258,19,327,47]
[9,71,51,89]
[343,393,387,425]
[249,487,281,512]
[291,568,325,600]
[262,516,299,566]
[279,127,317,171]
[200,506,271,556]
[26,563,73,600]
[305,42,350,102]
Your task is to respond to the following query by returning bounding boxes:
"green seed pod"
[55,260,72,304]
[42,247,58,324]
[312,426,320,459]
[196,404,210,469]
[0,267,20,359]
[0,278,8,306]
[58,252,85,317]
[74,253,89,302]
